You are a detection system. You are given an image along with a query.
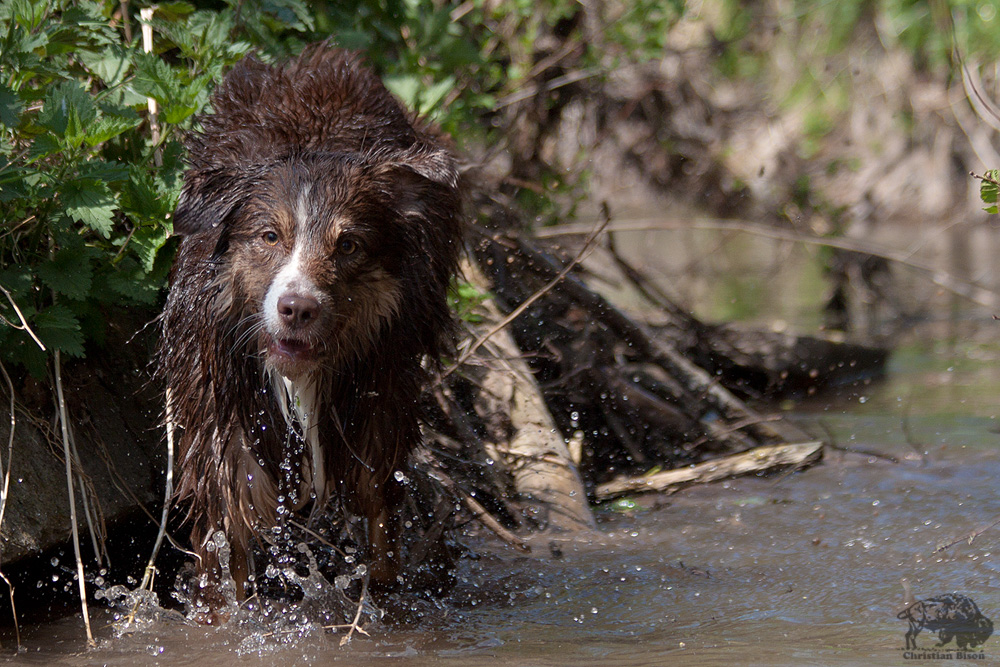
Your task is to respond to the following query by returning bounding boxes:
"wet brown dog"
[158,46,462,612]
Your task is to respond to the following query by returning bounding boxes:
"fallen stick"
[595,441,824,501]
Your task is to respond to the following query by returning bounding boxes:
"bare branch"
[0,284,45,351]
[444,205,612,378]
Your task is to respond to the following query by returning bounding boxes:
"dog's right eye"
[262,231,279,246]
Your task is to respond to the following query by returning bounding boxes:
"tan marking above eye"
[262,230,279,246]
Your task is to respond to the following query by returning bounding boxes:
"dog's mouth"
[267,336,316,362]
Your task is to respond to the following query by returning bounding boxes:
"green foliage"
[885,0,1000,69]
[448,279,489,325]
[979,169,1000,214]
[0,0,311,375]
[1,0,680,376]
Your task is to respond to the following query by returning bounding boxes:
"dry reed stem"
[0,361,19,647]
[935,515,1000,554]
[595,441,824,501]
[339,576,369,646]
[0,284,45,351]
[138,387,176,603]
[55,351,95,646]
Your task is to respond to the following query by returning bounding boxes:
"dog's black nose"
[277,294,320,327]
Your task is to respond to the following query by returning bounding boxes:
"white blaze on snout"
[262,245,316,335]
[262,186,320,338]
[261,185,328,507]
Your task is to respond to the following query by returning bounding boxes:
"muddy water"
[8,224,1000,665]
[4,330,1000,665]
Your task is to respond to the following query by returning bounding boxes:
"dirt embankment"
[489,7,996,232]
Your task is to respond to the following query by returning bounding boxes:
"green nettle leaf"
[64,103,87,147]
[27,133,61,162]
[0,165,31,201]
[0,267,33,301]
[61,179,117,237]
[37,251,94,301]
[34,303,85,357]
[9,0,48,31]
[162,102,198,125]
[121,167,169,218]
[0,84,23,128]
[78,45,132,87]
[981,170,1000,214]
[37,81,98,139]
[58,3,114,42]
[132,52,181,104]
[418,75,455,116]
[5,337,48,378]
[84,114,142,146]
[384,74,421,110]
[131,224,171,273]
[77,159,130,183]
[155,1,198,20]
[103,259,160,305]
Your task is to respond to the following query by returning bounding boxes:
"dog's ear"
[172,167,255,237]
[391,146,459,190]
[375,146,460,220]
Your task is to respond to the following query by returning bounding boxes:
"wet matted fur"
[158,46,463,610]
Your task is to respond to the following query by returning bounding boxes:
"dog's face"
[215,155,420,378]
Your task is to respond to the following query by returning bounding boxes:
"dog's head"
[173,148,459,379]
[171,49,462,379]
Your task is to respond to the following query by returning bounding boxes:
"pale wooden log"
[462,259,597,533]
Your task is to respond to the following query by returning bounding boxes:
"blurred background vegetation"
[2,0,999,377]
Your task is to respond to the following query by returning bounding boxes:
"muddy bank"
[0,319,163,569]
[509,5,995,231]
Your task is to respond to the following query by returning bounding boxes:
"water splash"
[92,529,383,654]
[96,584,186,637]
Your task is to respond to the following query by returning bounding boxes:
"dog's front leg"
[367,503,401,588]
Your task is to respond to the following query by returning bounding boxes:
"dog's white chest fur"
[269,370,326,507]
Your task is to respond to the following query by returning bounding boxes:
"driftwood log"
[595,441,824,500]
[457,193,832,505]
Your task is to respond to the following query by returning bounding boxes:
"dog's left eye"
[337,238,359,255]
[262,231,279,246]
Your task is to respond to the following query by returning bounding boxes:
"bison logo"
[898,593,993,650]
